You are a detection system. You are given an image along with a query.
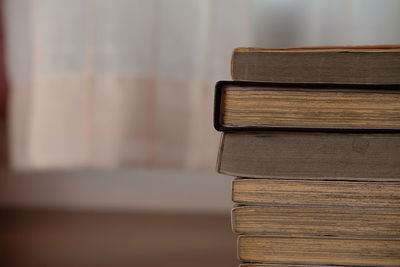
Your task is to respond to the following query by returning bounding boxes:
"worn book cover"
[231,45,400,84]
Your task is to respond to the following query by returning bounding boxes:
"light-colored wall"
[253,0,400,47]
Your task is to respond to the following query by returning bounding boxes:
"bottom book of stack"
[232,178,400,266]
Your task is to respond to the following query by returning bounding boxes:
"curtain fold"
[5,0,255,169]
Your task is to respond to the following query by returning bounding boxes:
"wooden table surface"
[0,209,238,267]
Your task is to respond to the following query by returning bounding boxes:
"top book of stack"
[231,45,400,84]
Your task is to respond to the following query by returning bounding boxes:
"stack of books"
[214,46,400,266]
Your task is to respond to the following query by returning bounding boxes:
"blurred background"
[0,0,399,266]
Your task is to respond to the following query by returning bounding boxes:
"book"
[219,46,400,267]
[232,205,400,238]
[240,265,340,267]
[239,236,400,266]
[233,179,400,208]
[214,81,400,131]
[217,132,400,180]
[231,45,400,84]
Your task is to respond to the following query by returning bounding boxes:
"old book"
[232,206,400,238]
[231,45,400,84]
[232,179,400,207]
[239,236,400,266]
[239,266,331,267]
[217,132,400,180]
[214,81,400,131]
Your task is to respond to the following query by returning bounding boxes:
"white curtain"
[5,0,400,170]
[5,0,255,169]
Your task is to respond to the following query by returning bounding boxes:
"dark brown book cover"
[217,132,400,181]
[231,45,400,84]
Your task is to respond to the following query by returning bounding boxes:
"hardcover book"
[239,236,400,266]
[231,45,400,84]
[214,81,400,132]
[232,205,400,238]
[217,131,400,180]
[232,179,400,207]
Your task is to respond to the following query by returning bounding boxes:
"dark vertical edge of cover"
[215,132,225,173]
[213,80,225,131]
